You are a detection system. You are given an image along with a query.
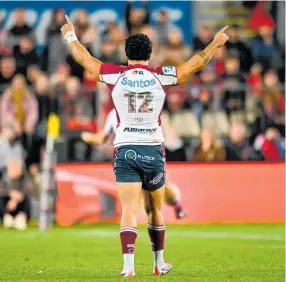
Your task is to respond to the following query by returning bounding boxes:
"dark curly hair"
[125,33,152,61]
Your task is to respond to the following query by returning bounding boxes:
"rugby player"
[61,16,228,278]
[81,109,186,219]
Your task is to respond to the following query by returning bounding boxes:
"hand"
[61,15,75,37]
[6,199,18,212]
[10,190,24,202]
[24,125,34,134]
[81,132,94,144]
[212,26,229,48]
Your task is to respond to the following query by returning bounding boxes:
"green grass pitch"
[0,224,284,282]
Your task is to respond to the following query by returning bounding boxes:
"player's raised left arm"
[61,15,102,80]
[177,26,229,84]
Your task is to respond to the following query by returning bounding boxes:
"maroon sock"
[120,227,138,254]
[168,199,182,209]
[147,224,165,251]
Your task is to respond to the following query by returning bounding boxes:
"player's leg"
[117,182,141,277]
[114,146,142,278]
[142,187,172,276]
[165,181,186,219]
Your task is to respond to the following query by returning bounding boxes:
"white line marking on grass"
[12,229,284,242]
[76,230,284,241]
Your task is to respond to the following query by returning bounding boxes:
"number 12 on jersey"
[124,92,153,113]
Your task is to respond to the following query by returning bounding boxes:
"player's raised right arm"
[61,15,102,81]
[177,26,229,84]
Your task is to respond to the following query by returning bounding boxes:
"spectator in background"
[162,85,200,138]
[0,123,29,230]
[42,8,68,75]
[0,74,38,151]
[193,128,225,162]
[8,8,35,49]
[26,75,56,169]
[98,36,121,64]
[163,28,191,66]
[251,19,282,72]
[156,9,171,46]
[193,25,213,51]
[0,57,16,93]
[247,63,262,97]
[261,70,284,112]
[213,45,226,76]
[125,0,150,35]
[74,9,97,48]
[101,21,126,65]
[250,70,285,140]
[225,24,253,73]
[61,76,93,161]
[14,37,39,76]
[260,127,285,161]
[222,56,246,117]
[0,19,12,58]
[60,76,92,120]
[225,121,260,161]
[162,122,187,162]
[26,65,42,85]
[191,66,217,122]
[50,63,70,91]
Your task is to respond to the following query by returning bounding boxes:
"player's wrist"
[64,31,78,44]
[210,40,219,49]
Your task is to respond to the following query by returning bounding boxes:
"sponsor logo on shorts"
[125,150,155,163]
[150,173,164,185]
[162,66,176,76]
[137,154,155,162]
[125,150,137,160]
[123,127,157,134]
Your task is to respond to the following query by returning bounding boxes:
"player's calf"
[117,182,141,278]
[146,209,172,275]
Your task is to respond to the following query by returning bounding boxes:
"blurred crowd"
[0,3,285,228]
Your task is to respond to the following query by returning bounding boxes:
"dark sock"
[147,224,165,251]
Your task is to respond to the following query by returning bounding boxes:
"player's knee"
[146,206,162,217]
[122,203,137,216]
[144,205,151,216]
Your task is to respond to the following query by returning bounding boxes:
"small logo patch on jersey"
[162,66,176,76]
[150,173,164,185]
[125,150,137,160]
[135,117,143,124]
[132,70,143,75]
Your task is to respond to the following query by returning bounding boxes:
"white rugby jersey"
[103,109,117,135]
[99,64,177,147]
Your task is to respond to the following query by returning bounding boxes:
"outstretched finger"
[218,25,228,33]
[65,15,72,24]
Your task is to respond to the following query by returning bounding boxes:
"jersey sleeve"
[99,63,125,86]
[153,66,178,89]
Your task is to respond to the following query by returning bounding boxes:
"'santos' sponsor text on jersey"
[99,64,177,147]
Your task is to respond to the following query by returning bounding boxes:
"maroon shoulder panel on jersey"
[100,63,126,75]
[152,66,164,75]
[125,64,163,74]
